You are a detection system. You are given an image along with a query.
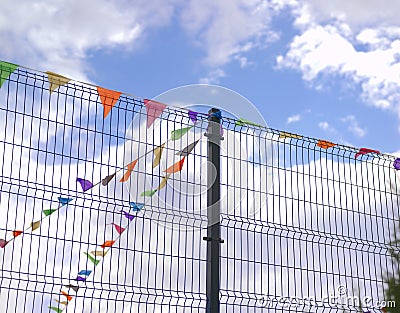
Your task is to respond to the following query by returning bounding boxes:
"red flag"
[164,157,185,174]
[355,148,380,159]
[119,159,138,182]
[144,99,167,128]
[97,86,122,118]
[12,230,23,237]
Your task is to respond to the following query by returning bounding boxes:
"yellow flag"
[157,174,171,190]
[279,131,302,139]
[31,221,41,231]
[46,71,71,93]
[152,143,165,168]
[55,300,68,305]
[91,250,108,257]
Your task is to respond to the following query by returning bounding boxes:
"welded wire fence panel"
[0,63,209,313]
[0,61,399,313]
[220,119,399,312]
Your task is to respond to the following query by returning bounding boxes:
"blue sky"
[1,0,399,152]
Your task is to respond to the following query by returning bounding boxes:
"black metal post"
[204,108,223,313]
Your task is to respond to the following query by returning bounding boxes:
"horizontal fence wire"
[0,62,399,313]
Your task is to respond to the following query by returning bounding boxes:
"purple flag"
[77,178,93,192]
[394,158,400,170]
[121,210,135,221]
[76,276,86,282]
[188,111,198,123]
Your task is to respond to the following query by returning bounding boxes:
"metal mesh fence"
[0,61,399,313]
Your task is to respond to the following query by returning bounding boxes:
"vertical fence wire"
[0,63,399,313]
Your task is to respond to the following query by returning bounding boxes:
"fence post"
[204,108,223,313]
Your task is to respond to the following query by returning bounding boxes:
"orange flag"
[12,230,23,237]
[119,159,138,182]
[61,291,73,301]
[100,240,115,248]
[316,140,336,149]
[164,157,185,174]
[144,99,167,128]
[97,86,122,118]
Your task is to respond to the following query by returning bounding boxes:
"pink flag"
[144,99,167,128]
[0,239,8,248]
[111,223,125,234]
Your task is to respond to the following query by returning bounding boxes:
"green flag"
[0,61,18,88]
[84,252,100,266]
[43,209,57,216]
[140,189,157,197]
[171,126,193,140]
[235,118,262,127]
[48,306,63,313]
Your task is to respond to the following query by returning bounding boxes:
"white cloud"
[277,1,400,120]
[0,0,168,80]
[287,114,301,124]
[179,0,284,68]
[341,115,367,137]
[318,121,330,131]
[199,68,226,84]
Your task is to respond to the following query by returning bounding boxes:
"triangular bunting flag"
[97,86,122,118]
[78,270,92,276]
[43,209,57,216]
[157,174,171,190]
[76,178,93,192]
[110,223,125,235]
[84,252,100,266]
[121,210,135,221]
[171,126,193,141]
[54,300,68,306]
[31,221,41,231]
[0,61,18,88]
[176,140,199,157]
[355,148,380,159]
[144,99,167,128]
[279,131,302,139]
[140,189,157,197]
[164,157,185,173]
[235,118,262,127]
[100,240,115,249]
[152,143,165,168]
[76,276,86,282]
[46,71,71,94]
[48,306,63,313]
[129,202,144,212]
[12,230,23,237]
[0,239,8,248]
[393,158,400,170]
[102,173,116,186]
[91,250,107,257]
[316,140,336,149]
[188,111,198,123]
[61,291,73,301]
[58,197,73,205]
[119,159,138,182]
[65,285,79,293]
